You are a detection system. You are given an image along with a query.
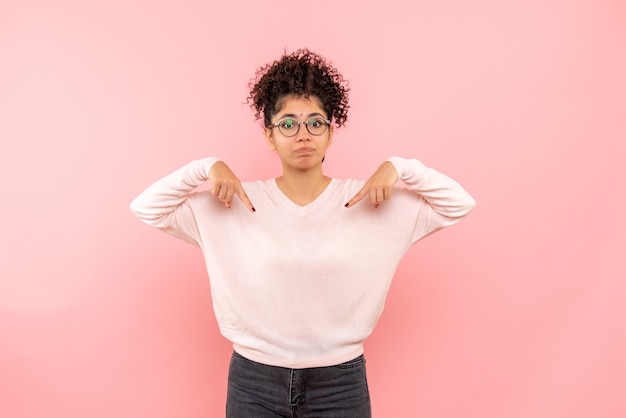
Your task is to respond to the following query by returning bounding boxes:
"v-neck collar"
[270,178,336,214]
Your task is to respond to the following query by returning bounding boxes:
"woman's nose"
[295,125,311,142]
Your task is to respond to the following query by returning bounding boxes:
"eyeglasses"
[267,116,331,137]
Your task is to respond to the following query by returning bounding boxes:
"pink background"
[1,0,624,417]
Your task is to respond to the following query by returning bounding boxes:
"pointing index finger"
[236,185,256,212]
[344,186,367,208]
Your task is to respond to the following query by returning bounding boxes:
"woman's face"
[264,95,333,171]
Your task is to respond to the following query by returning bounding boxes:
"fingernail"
[344,203,349,208]
[252,207,256,212]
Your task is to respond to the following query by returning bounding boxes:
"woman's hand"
[208,161,255,212]
[345,161,399,208]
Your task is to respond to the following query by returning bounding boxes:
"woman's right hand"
[208,161,255,212]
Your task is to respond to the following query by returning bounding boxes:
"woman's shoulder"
[241,178,278,191]
[330,178,365,191]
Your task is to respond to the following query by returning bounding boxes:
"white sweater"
[130,157,475,368]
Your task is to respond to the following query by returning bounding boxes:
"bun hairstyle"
[247,49,350,128]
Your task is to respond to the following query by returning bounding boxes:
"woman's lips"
[295,147,314,153]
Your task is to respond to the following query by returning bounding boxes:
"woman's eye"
[309,119,321,128]
[280,120,295,129]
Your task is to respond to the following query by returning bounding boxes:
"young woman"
[130,49,475,417]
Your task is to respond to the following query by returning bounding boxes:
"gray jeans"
[226,351,372,417]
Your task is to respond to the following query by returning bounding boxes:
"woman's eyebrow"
[277,112,325,119]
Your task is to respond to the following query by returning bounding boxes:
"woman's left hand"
[345,161,399,208]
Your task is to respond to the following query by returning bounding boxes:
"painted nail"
[252,207,256,212]
[344,203,349,208]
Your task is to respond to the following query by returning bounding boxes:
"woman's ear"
[326,125,334,148]
[264,128,276,150]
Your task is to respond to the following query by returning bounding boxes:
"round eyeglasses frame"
[267,117,331,137]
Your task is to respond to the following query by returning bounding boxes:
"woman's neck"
[275,167,331,206]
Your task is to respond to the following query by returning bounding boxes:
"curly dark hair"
[247,49,350,128]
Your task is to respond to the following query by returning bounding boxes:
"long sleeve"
[129,157,220,245]
[387,156,476,243]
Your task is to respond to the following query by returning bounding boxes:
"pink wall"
[1,0,624,417]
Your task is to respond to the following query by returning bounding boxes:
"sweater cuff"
[387,156,424,179]
[200,157,221,179]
